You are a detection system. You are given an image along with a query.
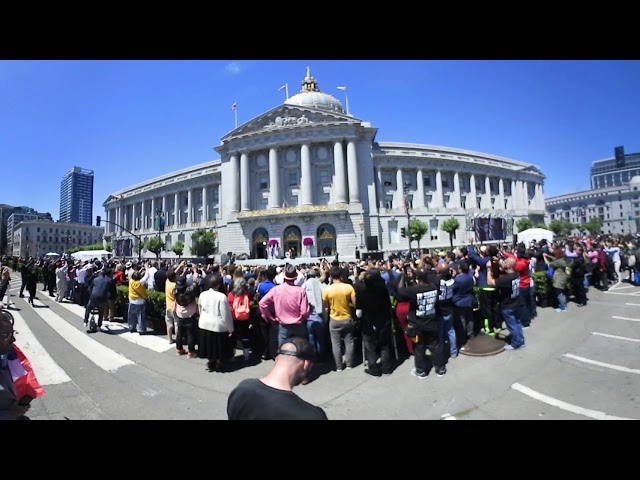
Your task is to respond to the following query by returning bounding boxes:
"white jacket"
[198,288,234,333]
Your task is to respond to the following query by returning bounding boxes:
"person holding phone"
[0,308,31,420]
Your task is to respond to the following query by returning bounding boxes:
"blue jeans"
[519,286,532,325]
[437,313,457,357]
[501,308,524,349]
[306,310,327,356]
[277,321,308,348]
[128,303,147,333]
[555,288,567,310]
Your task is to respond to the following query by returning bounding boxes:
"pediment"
[221,105,360,141]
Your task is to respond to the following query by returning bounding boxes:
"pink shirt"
[259,282,310,325]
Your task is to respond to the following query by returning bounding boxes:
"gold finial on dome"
[301,66,320,93]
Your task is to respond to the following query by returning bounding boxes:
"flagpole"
[234,108,238,129]
[285,83,289,99]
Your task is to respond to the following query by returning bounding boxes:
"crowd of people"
[1,232,638,419]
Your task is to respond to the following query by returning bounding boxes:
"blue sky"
[2,60,639,221]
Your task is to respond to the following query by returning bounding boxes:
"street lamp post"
[403,181,412,254]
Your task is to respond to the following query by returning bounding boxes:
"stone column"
[162,195,167,225]
[333,141,347,204]
[508,180,516,209]
[376,167,384,209]
[469,174,477,208]
[346,140,360,203]
[187,189,193,225]
[202,186,208,222]
[396,168,404,209]
[123,206,128,232]
[240,152,250,211]
[140,200,145,229]
[414,169,425,208]
[174,192,180,225]
[498,178,505,210]
[300,143,312,206]
[116,207,121,233]
[484,176,492,209]
[150,197,155,229]
[451,172,461,209]
[267,148,280,209]
[523,181,529,209]
[434,170,444,208]
[229,153,240,213]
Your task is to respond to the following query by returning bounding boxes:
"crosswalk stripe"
[31,298,134,372]
[51,299,174,353]
[11,309,71,386]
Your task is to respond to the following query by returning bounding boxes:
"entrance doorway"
[283,225,302,259]
[317,223,337,257]
[252,228,269,259]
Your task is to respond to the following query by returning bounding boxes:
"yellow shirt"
[322,282,355,321]
[129,279,147,302]
[165,279,176,311]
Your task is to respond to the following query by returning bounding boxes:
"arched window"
[316,223,337,257]
[252,228,269,259]
[283,225,302,259]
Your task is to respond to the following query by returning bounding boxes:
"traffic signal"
[96,216,101,226]
[401,227,406,238]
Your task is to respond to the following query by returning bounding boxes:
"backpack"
[232,294,251,321]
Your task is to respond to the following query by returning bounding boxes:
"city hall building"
[103,68,546,260]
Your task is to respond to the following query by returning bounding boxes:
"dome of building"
[284,67,345,114]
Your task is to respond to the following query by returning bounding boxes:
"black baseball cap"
[277,336,316,361]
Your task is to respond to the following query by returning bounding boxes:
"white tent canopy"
[517,228,554,246]
[70,250,112,262]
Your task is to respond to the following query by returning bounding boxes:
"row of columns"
[381,167,544,211]
[227,140,360,213]
[107,184,221,234]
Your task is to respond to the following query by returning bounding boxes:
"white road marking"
[31,298,134,372]
[592,332,640,343]
[441,413,457,420]
[511,383,633,420]
[11,309,71,385]
[624,303,640,306]
[612,316,640,322]
[562,353,640,374]
[612,285,634,290]
[53,300,173,353]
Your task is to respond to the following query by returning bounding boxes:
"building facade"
[0,205,52,255]
[60,167,94,225]
[12,220,104,259]
[545,176,640,236]
[6,211,53,255]
[591,150,640,189]
[103,68,546,260]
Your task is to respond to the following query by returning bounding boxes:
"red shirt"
[504,252,531,288]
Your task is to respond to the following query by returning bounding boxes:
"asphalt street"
[4,271,639,420]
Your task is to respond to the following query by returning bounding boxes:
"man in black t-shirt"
[396,268,446,378]
[227,336,328,420]
[487,257,525,350]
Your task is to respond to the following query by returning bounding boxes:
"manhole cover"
[459,334,506,356]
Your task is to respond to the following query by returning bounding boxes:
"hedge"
[115,285,167,334]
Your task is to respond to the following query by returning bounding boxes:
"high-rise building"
[60,167,94,225]
[590,147,640,189]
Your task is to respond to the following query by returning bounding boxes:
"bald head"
[436,262,449,275]
[502,257,516,271]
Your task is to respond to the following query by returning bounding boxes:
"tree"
[190,228,217,257]
[440,218,460,249]
[548,219,574,238]
[582,217,603,236]
[146,236,164,258]
[172,240,184,259]
[516,218,533,233]
[134,238,147,257]
[535,223,547,229]
[408,218,428,249]
[104,242,112,252]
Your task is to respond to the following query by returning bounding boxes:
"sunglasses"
[0,331,17,340]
